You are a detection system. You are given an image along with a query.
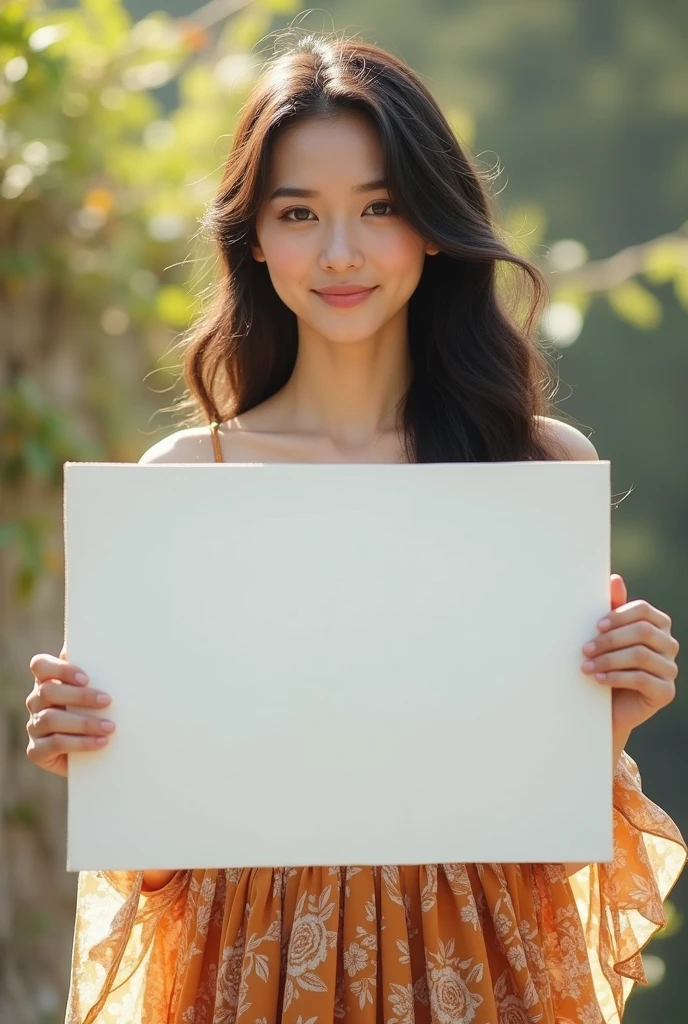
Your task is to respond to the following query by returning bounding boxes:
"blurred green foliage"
[0,0,297,600]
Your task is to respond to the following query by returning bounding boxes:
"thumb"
[610,573,627,610]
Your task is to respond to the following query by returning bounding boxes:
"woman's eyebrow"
[268,178,388,200]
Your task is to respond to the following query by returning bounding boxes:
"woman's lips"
[313,286,378,308]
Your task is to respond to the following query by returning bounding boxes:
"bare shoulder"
[535,415,599,461]
[138,426,216,464]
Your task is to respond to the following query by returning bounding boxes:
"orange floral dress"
[64,430,687,1024]
[65,752,686,1024]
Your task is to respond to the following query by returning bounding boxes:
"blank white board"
[64,460,612,870]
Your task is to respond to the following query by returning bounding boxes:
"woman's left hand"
[581,574,679,740]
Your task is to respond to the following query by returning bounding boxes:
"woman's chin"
[325,329,379,344]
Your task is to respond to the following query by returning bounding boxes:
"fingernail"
[582,661,596,671]
[95,693,111,705]
[99,720,116,732]
[583,642,596,654]
[95,736,108,745]
[597,619,611,630]
[75,672,88,684]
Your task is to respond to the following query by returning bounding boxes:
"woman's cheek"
[374,229,426,279]
[264,237,311,288]
[262,250,312,313]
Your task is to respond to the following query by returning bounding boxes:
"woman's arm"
[540,419,679,879]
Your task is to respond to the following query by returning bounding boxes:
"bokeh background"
[1,0,687,1020]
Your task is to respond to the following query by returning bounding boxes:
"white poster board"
[64,461,612,870]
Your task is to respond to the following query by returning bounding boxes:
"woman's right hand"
[26,644,115,777]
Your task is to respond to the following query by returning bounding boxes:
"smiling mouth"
[313,286,378,307]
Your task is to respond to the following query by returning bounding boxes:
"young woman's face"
[252,112,439,344]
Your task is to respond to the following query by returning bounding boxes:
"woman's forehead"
[265,113,384,190]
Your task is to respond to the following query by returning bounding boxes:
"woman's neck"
[274,312,411,449]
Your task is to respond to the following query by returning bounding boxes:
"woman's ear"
[425,241,441,256]
[251,243,266,263]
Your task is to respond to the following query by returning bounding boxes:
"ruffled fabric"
[567,750,687,1022]
[65,751,686,1024]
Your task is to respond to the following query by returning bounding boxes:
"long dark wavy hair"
[175,32,567,462]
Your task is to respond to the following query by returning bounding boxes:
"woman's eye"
[280,201,394,221]
[366,200,395,216]
[282,207,314,222]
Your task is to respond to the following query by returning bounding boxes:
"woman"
[25,32,685,1024]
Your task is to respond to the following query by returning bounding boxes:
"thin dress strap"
[209,421,223,463]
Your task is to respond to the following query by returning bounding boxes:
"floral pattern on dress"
[65,751,686,1024]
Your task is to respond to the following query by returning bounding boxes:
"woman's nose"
[319,222,364,272]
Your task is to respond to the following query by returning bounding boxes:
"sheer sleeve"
[567,749,687,1023]
[65,868,193,1024]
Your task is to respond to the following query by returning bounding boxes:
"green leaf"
[225,8,273,51]
[81,0,131,47]
[178,63,218,106]
[262,0,302,12]
[674,267,688,311]
[155,285,193,327]
[607,279,662,330]
[643,240,688,285]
